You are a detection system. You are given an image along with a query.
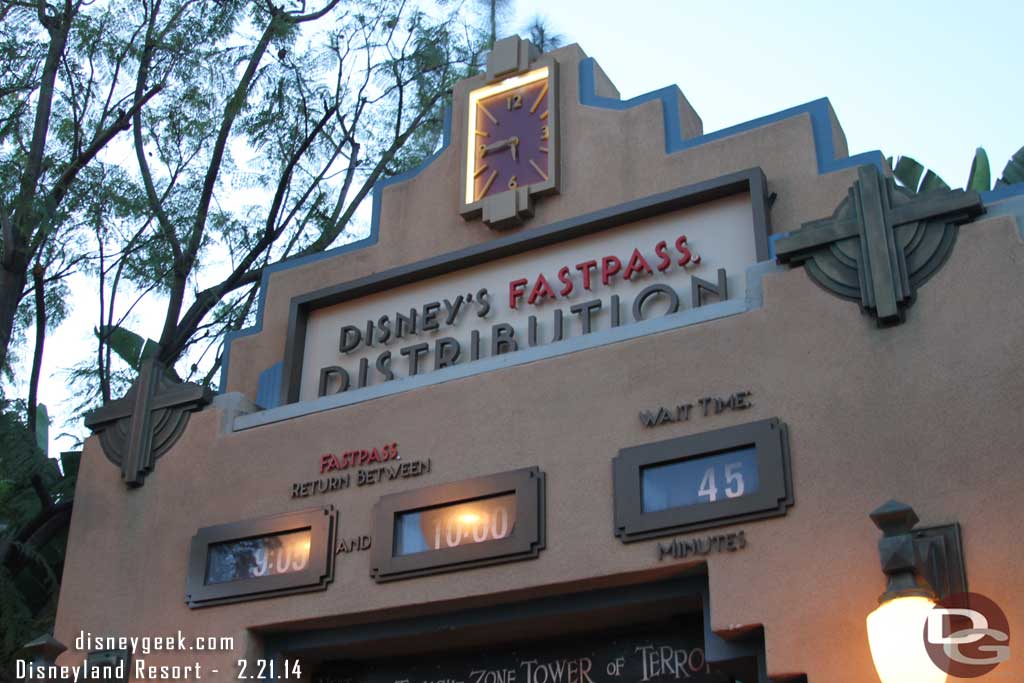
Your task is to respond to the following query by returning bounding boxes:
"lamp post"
[865,500,966,683]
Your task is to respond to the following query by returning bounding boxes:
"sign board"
[290,186,767,405]
[314,619,724,683]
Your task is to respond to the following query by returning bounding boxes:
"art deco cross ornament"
[85,355,211,487]
[775,164,983,325]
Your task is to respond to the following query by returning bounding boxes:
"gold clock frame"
[459,37,560,230]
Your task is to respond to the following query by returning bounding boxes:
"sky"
[10,0,1024,457]
[510,0,1022,186]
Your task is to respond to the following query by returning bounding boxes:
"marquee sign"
[281,170,771,406]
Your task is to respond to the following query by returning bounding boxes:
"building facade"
[50,38,1023,683]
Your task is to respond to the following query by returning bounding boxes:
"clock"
[460,37,559,229]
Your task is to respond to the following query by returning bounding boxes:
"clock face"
[466,67,552,204]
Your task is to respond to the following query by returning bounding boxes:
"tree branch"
[162,103,338,362]
[43,84,163,222]
[27,263,46,441]
[15,2,73,232]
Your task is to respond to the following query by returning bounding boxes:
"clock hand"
[481,136,520,157]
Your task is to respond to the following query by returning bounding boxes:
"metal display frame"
[186,506,336,608]
[614,418,793,542]
[370,467,545,582]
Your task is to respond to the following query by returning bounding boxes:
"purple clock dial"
[473,78,550,201]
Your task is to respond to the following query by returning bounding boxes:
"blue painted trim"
[767,232,790,260]
[217,108,453,392]
[579,57,886,176]
[981,183,1024,203]
[256,362,284,409]
[978,192,1024,239]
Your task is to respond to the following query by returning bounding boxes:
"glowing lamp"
[865,501,966,683]
[867,596,946,683]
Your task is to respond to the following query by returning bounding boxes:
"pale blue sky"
[510,0,1023,188]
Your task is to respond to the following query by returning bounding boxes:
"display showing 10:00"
[236,659,302,679]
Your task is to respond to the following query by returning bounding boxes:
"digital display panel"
[641,446,760,513]
[204,528,312,585]
[393,493,517,556]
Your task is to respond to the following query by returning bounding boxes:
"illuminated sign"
[394,493,516,556]
[371,467,545,582]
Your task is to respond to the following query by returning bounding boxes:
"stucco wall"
[53,40,1024,683]
[55,214,1024,682]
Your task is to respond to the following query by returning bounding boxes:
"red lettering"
[509,278,528,309]
[655,240,671,271]
[623,248,653,280]
[320,453,339,474]
[557,266,574,296]
[601,255,622,286]
[324,444,400,469]
[575,260,598,290]
[675,235,692,266]
[527,274,557,305]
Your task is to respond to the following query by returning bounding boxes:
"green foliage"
[0,401,73,679]
[0,0,488,411]
[0,401,54,529]
[891,145,1024,194]
[967,147,991,193]
[892,155,950,193]
[997,145,1024,187]
[1,557,60,683]
[94,326,159,372]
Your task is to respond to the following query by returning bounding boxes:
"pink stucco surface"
[54,43,1024,683]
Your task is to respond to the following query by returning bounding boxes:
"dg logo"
[924,592,1011,678]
